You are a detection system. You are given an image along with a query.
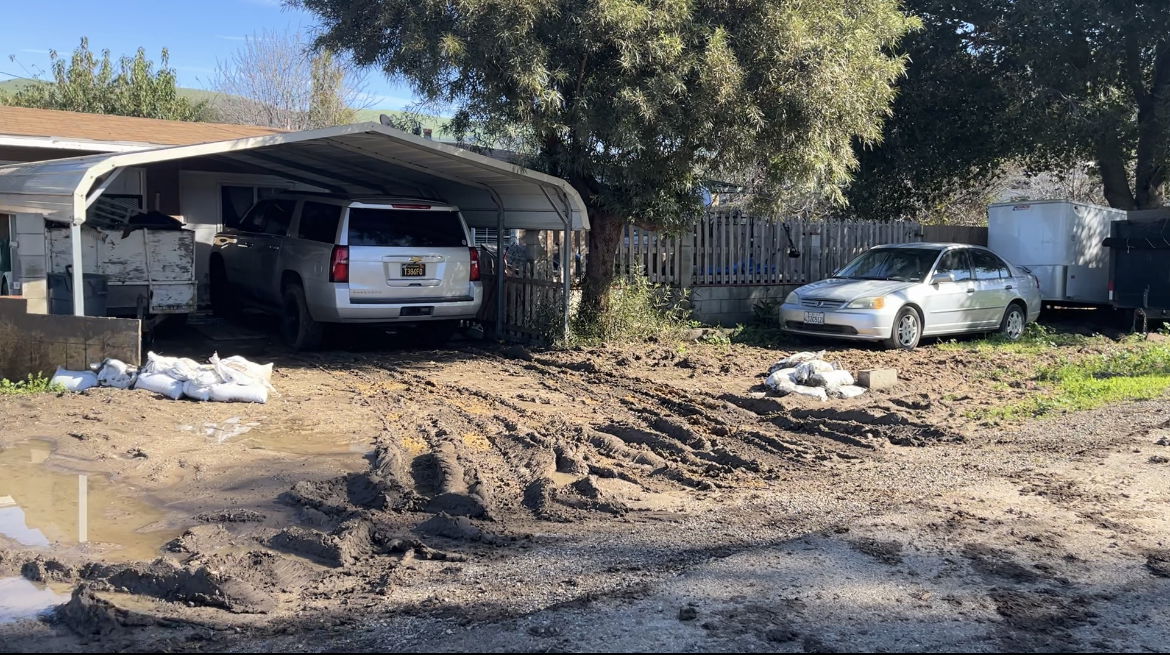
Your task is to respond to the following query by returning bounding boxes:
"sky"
[0,0,421,110]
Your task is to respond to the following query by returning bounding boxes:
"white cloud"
[19,49,51,55]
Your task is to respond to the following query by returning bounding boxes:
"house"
[0,106,287,307]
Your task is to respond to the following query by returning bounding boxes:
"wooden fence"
[616,213,923,287]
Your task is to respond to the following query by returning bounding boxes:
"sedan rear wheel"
[999,304,1026,341]
[884,306,922,350]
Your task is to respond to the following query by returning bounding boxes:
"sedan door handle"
[1005,285,1013,290]
[966,288,975,294]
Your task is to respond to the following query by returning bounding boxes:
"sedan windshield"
[834,248,941,283]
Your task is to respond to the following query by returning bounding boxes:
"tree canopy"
[1,37,211,121]
[850,0,1170,219]
[298,0,918,313]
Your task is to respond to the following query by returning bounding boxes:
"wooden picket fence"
[616,213,924,287]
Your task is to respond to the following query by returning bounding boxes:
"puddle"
[0,577,70,624]
[0,440,179,561]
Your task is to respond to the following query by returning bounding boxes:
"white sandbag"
[210,353,273,388]
[809,369,855,389]
[794,360,836,383]
[769,351,827,374]
[141,351,207,382]
[182,380,214,402]
[208,382,268,404]
[765,367,800,393]
[96,359,137,389]
[831,385,867,399]
[51,367,98,392]
[134,371,184,400]
[789,385,828,401]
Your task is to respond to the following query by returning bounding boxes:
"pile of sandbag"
[764,351,866,401]
[51,352,273,403]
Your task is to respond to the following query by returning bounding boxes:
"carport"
[0,122,589,335]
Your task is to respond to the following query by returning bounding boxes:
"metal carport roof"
[0,122,588,331]
[0,122,588,231]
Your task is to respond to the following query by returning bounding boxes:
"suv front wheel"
[282,283,324,351]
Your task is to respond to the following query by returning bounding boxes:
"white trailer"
[988,200,1127,306]
[46,225,196,318]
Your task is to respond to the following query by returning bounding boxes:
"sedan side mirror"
[931,272,955,285]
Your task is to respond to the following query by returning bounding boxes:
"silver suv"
[210,194,483,349]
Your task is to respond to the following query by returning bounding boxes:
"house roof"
[0,105,284,151]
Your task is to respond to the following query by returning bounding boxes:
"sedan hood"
[795,278,916,302]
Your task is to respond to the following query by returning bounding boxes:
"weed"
[569,274,692,345]
[0,373,65,395]
[751,298,782,326]
[980,343,1170,421]
[937,322,1092,353]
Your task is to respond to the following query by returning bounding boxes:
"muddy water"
[0,577,70,624]
[189,417,371,456]
[0,440,178,561]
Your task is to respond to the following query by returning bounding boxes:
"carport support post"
[560,191,572,338]
[493,194,506,339]
[70,221,85,317]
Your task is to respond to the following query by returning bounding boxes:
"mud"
[0,334,1167,651]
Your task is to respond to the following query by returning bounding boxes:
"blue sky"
[0,0,421,110]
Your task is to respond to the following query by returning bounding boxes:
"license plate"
[804,311,825,325]
[401,263,425,277]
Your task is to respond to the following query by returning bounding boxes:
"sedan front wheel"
[884,306,922,350]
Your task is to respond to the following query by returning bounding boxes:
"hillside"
[0,79,448,134]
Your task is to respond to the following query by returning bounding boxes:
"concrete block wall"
[690,284,799,326]
[0,296,140,380]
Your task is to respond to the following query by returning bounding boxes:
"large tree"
[212,29,366,130]
[2,37,211,121]
[297,0,918,314]
[851,0,1170,219]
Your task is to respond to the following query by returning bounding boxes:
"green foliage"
[981,343,1170,421]
[698,329,732,347]
[751,298,781,327]
[569,275,691,344]
[0,373,64,395]
[852,1,1170,217]
[298,0,918,312]
[2,37,212,121]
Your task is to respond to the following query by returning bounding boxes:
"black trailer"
[1104,212,1170,331]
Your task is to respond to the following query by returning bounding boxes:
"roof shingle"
[0,105,283,146]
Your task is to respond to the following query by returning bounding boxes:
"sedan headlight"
[845,296,886,310]
[784,291,800,305]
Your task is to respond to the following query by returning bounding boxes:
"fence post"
[679,227,695,289]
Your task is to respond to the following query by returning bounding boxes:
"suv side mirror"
[931,272,955,285]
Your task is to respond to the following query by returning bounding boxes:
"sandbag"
[51,367,98,392]
[765,367,799,391]
[211,353,273,388]
[831,385,867,399]
[809,370,855,390]
[182,380,214,402]
[794,360,836,383]
[134,371,184,400]
[769,351,827,374]
[789,385,828,401]
[209,382,268,404]
[96,359,137,389]
[141,351,205,382]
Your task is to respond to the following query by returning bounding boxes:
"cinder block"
[857,368,898,390]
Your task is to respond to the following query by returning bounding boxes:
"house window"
[220,185,284,229]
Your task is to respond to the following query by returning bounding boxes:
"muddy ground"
[0,321,1168,652]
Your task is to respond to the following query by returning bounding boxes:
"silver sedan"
[780,243,1042,349]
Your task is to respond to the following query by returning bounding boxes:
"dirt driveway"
[0,328,1167,652]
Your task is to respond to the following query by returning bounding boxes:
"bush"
[570,275,692,344]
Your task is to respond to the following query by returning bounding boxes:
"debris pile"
[50,352,274,403]
[764,351,866,401]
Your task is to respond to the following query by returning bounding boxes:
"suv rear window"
[347,208,467,247]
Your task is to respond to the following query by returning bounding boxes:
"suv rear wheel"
[210,258,236,318]
[282,283,324,351]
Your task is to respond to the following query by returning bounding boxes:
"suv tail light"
[330,245,349,283]
[469,247,481,282]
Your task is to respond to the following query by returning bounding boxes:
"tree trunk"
[1096,134,1137,210]
[579,210,624,319]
